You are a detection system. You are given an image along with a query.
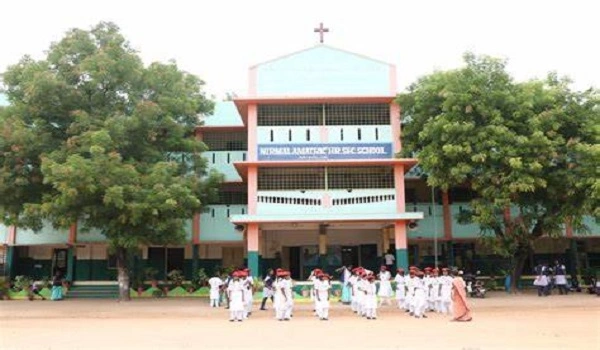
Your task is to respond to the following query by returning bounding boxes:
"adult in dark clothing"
[260,269,275,310]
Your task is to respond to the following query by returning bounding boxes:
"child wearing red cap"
[413,271,428,319]
[394,268,407,310]
[377,266,393,307]
[241,269,254,319]
[431,268,441,313]
[406,269,417,315]
[273,269,287,321]
[283,271,294,320]
[315,273,331,320]
[364,275,378,320]
[227,271,246,322]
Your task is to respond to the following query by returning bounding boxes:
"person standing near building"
[439,268,453,315]
[260,269,275,310]
[431,268,442,313]
[554,260,568,295]
[208,273,223,307]
[394,268,406,309]
[50,271,63,301]
[406,268,417,315]
[451,270,473,322]
[241,269,254,318]
[534,265,549,297]
[413,271,428,319]
[377,266,393,307]
[227,271,245,322]
[315,273,331,320]
[273,269,286,321]
[283,270,294,321]
[383,249,395,272]
[364,275,378,320]
[335,265,352,305]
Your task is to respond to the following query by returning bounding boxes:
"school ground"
[1,292,598,350]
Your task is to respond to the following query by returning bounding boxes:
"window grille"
[328,167,394,189]
[202,131,247,151]
[258,104,322,126]
[216,190,248,205]
[325,104,389,125]
[258,167,325,190]
[257,166,394,190]
[257,103,390,126]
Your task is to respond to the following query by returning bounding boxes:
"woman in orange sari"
[451,270,472,322]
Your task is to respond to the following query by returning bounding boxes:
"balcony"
[256,189,397,216]
[203,151,246,182]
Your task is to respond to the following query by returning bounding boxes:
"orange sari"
[451,276,472,321]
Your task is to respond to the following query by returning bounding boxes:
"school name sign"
[257,143,393,161]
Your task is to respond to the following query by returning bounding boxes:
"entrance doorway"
[341,246,359,268]
[222,247,244,269]
[147,247,185,280]
[52,248,68,277]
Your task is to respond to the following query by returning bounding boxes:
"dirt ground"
[1,291,599,350]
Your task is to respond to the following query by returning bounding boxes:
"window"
[358,128,362,140]
[258,167,325,190]
[203,131,247,151]
[375,128,379,140]
[306,129,311,141]
[270,130,274,142]
[288,129,292,142]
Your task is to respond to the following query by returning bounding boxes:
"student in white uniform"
[377,266,393,307]
[315,273,331,320]
[406,268,417,315]
[349,268,360,313]
[413,271,428,319]
[283,271,294,320]
[423,267,434,312]
[394,268,406,309]
[364,275,378,320]
[208,274,223,307]
[241,269,254,318]
[227,271,245,322]
[273,269,287,321]
[439,268,453,315]
[308,269,321,316]
[431,268,442,313]
[357,272,368,317]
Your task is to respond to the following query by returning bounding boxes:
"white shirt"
[208,277,223,290]
[384,254,395,265]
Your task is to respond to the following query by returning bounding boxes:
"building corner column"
[247,223,259,278]
[394,221,408,270]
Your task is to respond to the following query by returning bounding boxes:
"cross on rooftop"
[314,22,329,44]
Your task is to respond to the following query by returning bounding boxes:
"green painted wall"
[395,248,408,270]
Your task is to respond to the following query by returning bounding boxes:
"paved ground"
[1,291,599,350]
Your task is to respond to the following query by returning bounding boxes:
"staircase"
[66,283,119,299]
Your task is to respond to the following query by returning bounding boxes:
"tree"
[0,22,221,300]
[397,53,600,292]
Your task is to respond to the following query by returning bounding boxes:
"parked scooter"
[465,271,487,298]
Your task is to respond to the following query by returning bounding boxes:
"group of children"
[209,265,456,322]
[392,266,454,318]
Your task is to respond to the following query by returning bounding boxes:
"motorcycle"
[466,280,487,298]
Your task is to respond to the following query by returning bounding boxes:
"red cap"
[380,266,387,271]
[397,268,405,272]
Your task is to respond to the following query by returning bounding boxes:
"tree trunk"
[116,247,131,301]
[510,247,529,294]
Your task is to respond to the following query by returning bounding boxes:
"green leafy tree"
[398,53,599,292]
[0,22,221,300]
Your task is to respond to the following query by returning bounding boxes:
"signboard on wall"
[257,143,393,161]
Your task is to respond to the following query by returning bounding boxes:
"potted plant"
[144,267,159,288]
[167,269,184,287]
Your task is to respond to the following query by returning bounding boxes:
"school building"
[1,39,599,284]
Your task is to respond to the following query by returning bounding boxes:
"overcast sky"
[1,0,598,99]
